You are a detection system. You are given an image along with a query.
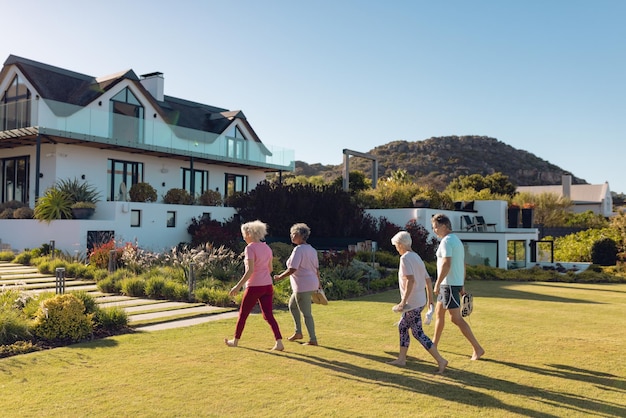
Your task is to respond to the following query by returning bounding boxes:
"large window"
[1,74,31,130]
[226,126,247,160]
[107,159,144,201]
[225,173,247,199]
[1,156,29,204]
[182,168,208,197]
[110,87,144,142]
[463,240,499,268]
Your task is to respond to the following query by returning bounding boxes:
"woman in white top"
[274,223,320,346]
[388,231,447,373]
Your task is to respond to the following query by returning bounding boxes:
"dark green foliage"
[591,238,618,266]
[227,181,367,238]
[187,216,240,250]
[330,171,371,192]
[129,182,158,202]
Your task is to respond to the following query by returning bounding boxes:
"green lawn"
[2,281,625,417]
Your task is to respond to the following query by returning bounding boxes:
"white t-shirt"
[286,244,319,293]
[398,251,428,309]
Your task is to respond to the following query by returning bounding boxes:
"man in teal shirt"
[431,213,484,361]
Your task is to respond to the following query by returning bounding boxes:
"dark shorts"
[438,285,462,310]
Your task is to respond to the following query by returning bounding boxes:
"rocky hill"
[294,135,585,190]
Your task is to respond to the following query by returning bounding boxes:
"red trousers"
[234,284,282,340]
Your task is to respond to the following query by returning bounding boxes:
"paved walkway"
[0,262,239,332]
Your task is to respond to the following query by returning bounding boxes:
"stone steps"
[0,261,237,332]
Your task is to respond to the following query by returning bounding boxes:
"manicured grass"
[1,281,625,417]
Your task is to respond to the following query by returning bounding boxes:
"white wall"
[0,202,237,254]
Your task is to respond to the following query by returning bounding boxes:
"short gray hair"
[241,220,268,241]
[290,223,311,241]
[391,231,412,248]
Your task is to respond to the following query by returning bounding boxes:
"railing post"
[55,267,65,294]
[50,240,55,259]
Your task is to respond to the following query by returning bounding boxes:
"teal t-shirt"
[436,233,465,286]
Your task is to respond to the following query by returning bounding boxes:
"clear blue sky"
[4,0,625,193]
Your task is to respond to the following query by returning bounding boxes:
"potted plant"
[507,203,520,228]
[129,182,158,203]
[522,203,535,228]
[70,201,96,219]
[163,188,194,205]
[56,178,101,219]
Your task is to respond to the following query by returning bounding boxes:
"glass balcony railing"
[0,98,295,171]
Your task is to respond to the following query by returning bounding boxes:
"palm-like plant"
[56,178,100,204]
[34,188,73,222]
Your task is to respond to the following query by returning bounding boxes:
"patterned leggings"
[398,307,433,349]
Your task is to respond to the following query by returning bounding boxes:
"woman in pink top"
[224,220,284,351]
[274,223,320,346]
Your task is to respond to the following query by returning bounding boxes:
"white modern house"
[0,55,293,254]
[368,200,541,270]
[517,175,613,217]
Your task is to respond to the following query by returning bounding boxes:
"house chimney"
[140,72,164,101]
[562,174,572,199]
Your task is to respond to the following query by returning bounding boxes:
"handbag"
[311,288,328,305]
[461,292,473,317]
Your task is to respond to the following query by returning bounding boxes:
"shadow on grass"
[465,281,602,304]
[345,282,607,307]
[530,282,626,295]
[246,343,626,417]
[481,359,626,415]
[246,347,626,417]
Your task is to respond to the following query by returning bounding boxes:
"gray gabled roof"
[2,55,263,143]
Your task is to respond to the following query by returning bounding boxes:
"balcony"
[0,99,294,172]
